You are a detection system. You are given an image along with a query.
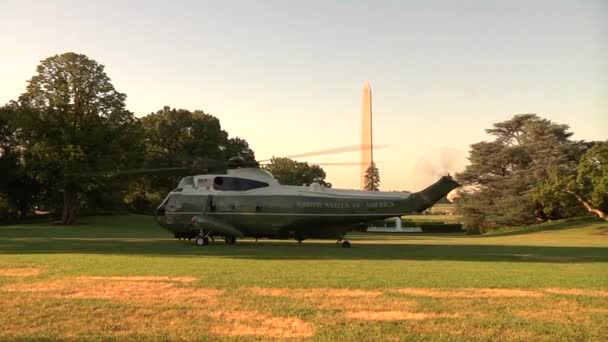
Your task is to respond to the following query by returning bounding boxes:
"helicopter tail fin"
[412,175,460,212]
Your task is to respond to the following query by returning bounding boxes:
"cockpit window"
[178,176,194,188]
[197,177,213,189]
[213,177,268,191]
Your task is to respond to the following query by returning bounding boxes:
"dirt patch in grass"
[346,310,458,320]
[78,276,196,282]
[544,288,608,297]
[0,267,42,277]
[209,311,314,338]
[397,288,543,298]
[515,309,577,324]
[250,287,382,297]
[3,281,606,341]
[2,278,220,304]
[512,299,597,324]
[250,287,291,296]
[437,326,546,342]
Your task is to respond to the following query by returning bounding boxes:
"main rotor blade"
[258,161,382,166]
[308,161,383,166]
[111,167,190,176]
[258,144,388,163]
[65,166,191,178]
[310,161,362,166]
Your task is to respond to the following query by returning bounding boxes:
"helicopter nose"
[155,205,166,224]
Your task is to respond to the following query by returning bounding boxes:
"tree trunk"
[566,191,607,219]
[61,188,77,224]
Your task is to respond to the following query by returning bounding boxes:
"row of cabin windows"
[192,176,269,191]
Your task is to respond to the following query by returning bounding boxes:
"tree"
[456,114,586,231]
[14,52,142,224]
[531,166,587,221]
[139,106,256,166]
[123,106,257,213]
[573,141,608,218]
[529,141,607,220]
[364,162,380,191]
[263,157,329,186]
[0,106,41,219]
[224,137,257,167]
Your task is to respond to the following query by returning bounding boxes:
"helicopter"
[154,155,460,248]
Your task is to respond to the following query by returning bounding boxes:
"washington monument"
[360,80,373,189]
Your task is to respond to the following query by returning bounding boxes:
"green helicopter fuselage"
[155,168,460,241]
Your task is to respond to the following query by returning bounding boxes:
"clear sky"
[1,0,606,190]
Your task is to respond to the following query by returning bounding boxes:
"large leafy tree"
[123,106,257,213]
[263,157,329,187]
[531,166,584,220]
[142,107,226,163]
[140,106,256,167]
[456,114,587,231]
[364,162,380,191]
[573,142,608,218]
[530,141,607,220]
[224,137,257,167]
[0,106,41,219]
[13,52,142,224]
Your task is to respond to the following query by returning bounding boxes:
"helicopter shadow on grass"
[0,234,606,263]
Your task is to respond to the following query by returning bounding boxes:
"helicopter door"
[207,195,216,212]
[165,195,182,212]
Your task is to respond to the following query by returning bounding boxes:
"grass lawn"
[0,215,607,341]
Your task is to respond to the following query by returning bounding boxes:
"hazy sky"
[1,0,606,190]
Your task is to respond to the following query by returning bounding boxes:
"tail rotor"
[413,146,466,193]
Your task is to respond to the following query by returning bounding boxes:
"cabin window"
[197,177,213,190]
[213,177,268,191]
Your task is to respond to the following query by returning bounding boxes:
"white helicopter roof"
[181,168,280,189]
[177,167,411,199]
[225,167,279,184]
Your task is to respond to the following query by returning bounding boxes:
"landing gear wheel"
[225,236,236,245]
[195,236,210,246]
[341,241,351,248]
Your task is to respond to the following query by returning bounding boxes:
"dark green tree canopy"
[0,106,41,219]
[12,52,142,224]
[0,107,18,155]
[456,114,590,231]
[575,141,608,218]
[263,157,329,186]
[224,137,257,167]
[122,106,257,214]
[2,53,260,219]
[141,106,256,168]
